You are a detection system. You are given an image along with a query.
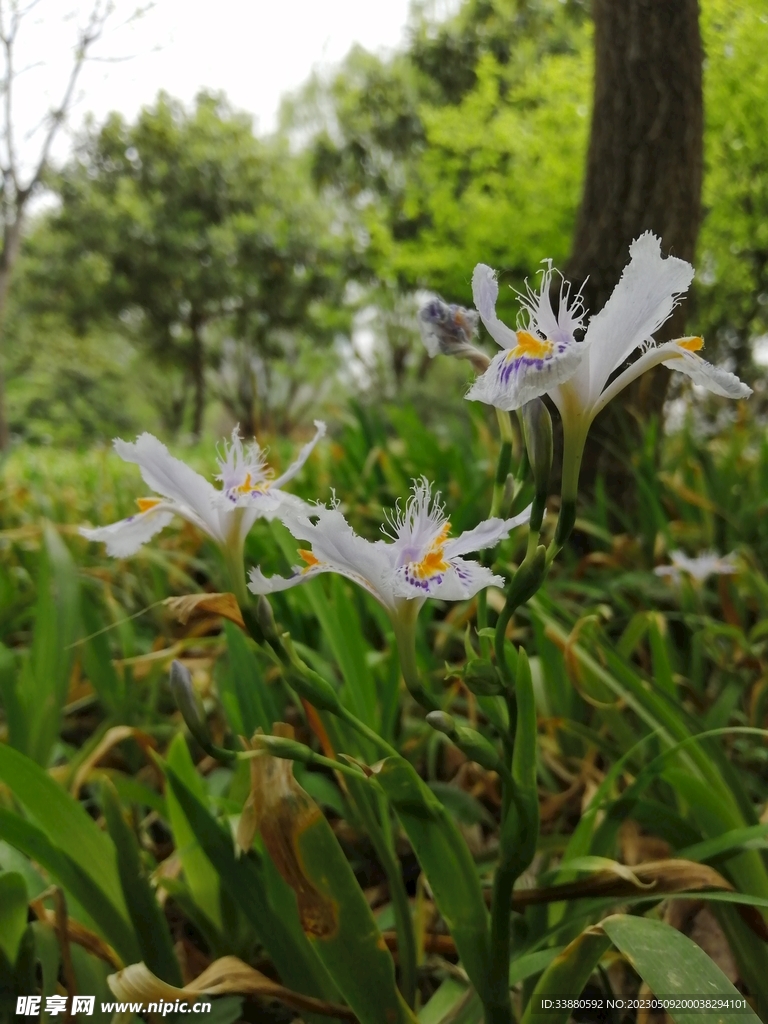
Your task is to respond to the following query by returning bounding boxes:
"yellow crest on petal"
[136,497,161,512]
[411,521,451,580]
[509,330,554,361]
[678,336,704,352]
[299,549,322,573]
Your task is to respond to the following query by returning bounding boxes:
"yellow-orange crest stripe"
[137,497,161,512]
[299,549,321,573]
[509,330,554,361]
[678,336,704,352]
[412,522,452,579]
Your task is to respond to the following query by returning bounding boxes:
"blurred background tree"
[14,92,352,439]
[0,0,121,450]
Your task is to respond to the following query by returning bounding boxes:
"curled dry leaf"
[70,725,158,797]
[31,902,122,970]
[107,957,356,1020]
[247,723,338,938]
[503,858,768,942]
[163,593,245,631]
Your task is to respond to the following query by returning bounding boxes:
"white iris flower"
[248,478,530,706]
[467,233,752,499]
[249,478,530,614]
[654,550,738,585]
[80,422,325,599]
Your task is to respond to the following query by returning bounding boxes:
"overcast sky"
[6,0,416,178]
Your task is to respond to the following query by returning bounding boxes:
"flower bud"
[506,545,547,610]
[169,660,213,752]
[255,732,318,765]
[281,634,342,713]
[419,298,490,374]
[256,594,279,644]
[426,710,457,736]
[462,658,504,696]
[453,725,505,775]
[521,399,553,532]
[428,710,504,774]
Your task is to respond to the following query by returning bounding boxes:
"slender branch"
[27,1,114,196]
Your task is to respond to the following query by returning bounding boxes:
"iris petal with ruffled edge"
[80,423,325,559]
[465,234,752,499]
[467,263,584,410]
[468,234,751,421]
[248,478,531,617]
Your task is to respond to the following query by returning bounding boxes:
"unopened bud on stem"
[281,633,342,713]
[462,658,504,696]
[256,595,279,643]
[419,299,490,374]
[427,710,506,776]
[169,660,227,758]
[521,399,553,532]
[426,710,456,736]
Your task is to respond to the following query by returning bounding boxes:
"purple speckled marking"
[404,564,446,591]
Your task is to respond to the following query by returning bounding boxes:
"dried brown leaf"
[108,957,356,1020]
[70,726,158,797]
[247,726,338,939]
[31,901,122,970]
[163,593,245,631]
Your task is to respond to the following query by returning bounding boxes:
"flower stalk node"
[461,658,504,696]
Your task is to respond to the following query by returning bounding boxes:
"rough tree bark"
[565,0,703,497]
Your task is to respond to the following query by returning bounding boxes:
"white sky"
[4,0,415,179]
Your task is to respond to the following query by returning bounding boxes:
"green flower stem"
[496,408,515,447]
[336,704,400,759]
[223,546,251,610]
[392,614,441,713]
[545,499,576,568]
[357,791,418,1008]
[487,846,516,1023]
[490,441,513,518]
[237,745,365,780]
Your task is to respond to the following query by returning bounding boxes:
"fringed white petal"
[80,508,175,557]
[271,420,326,489]
[517,260,586,348]
[275,505,396,608]
[443,505,532,559]
[661,346,753,399]
[248,563,326,594]
[466,339,582,412]
[584,232,694,397]
[114,433,222,540]
[472,264,519,350]
[394,558,504,601]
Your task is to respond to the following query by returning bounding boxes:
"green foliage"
[1,400,768,1018]
[696,0,768,371]
[288,0,590,303]
[13,91,352,440]
[2,0,768,1018]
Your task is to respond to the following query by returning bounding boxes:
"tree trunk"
[565,0,703,497]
